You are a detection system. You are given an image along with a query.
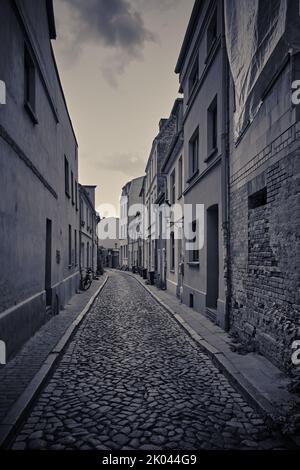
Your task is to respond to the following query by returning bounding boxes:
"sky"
[52,0,195,217]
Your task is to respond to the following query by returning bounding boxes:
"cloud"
[58,0,156,84]
[135,0,182,11]
[96,153,146,176]
[101,51,129,88]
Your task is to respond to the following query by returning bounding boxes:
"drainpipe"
[221,3,231,332]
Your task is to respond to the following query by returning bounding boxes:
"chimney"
[159,118,168,132]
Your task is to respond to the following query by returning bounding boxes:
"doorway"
[45,218,52,307]
[206,205,219,310]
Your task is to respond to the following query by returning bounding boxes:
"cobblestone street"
[11,272,287,450]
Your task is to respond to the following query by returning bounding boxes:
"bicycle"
[80,268,93,291]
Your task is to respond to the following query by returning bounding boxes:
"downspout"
[221,2,231,332]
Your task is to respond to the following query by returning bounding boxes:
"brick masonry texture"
[229,149,300,371]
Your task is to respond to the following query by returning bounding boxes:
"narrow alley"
[11,272,287,451]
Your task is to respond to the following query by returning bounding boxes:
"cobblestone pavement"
[0,279,104,423]
[11,271,287,450]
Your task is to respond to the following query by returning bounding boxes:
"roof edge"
[175,0,202,74]
[46,0,56,40]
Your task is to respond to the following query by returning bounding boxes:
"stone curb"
[0,274,109,449]
[121,271,296,441]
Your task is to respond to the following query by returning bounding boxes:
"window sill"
[187,262,200,268]
[204,147,218,163]
[187,169,199,185]
[68,264,72,270]
[170,269,175,274]
[24,101,38,125]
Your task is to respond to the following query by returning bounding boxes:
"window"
[178,157,183,197]
[86,207,89,228]
[24,45,37,122]
[170,232,175,271]
[80,199,84,225]
[170,170,176,205]
[207,8,218,55]
[74,229,77,266]
[75,181,78,211]
[190,220,200,263]
[71,171,74,205]
[207,96,218,156]
[68,225,72,267]
[189,59,199,96]
[64,156,70,197]
[189,129,199,179]
[87,242,90,268]
[248,188,267,209]
[81,242,84,267]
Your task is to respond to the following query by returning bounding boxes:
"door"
[45,219,52,306]
[206,205,219,309]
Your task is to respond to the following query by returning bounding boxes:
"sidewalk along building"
[79,185,100,276]
[0,0,80,359]
[175,0,228,327]
[225,0,300,370]
[161,99,184,298]
[119,176,144,271]
[143,115,177,286]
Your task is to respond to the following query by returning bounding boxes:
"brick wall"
[229,147,300,371]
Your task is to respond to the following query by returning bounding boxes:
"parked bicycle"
[80,268,93,291]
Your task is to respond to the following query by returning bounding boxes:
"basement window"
[248,188,267,209]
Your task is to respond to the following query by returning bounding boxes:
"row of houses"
[119,0,300,371]
[0,0,99,360]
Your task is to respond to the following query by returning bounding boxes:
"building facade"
[119,177,144,271]
[0,0,80,359]
[79,185,99,276]
[226,0,300,370]
[175,0,228,327]
[161,99,184,297]
[127,177,144,271]
[143,116,177,286]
